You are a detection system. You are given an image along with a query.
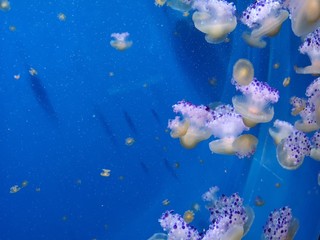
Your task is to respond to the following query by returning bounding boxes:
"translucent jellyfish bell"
[269,120,294,145]
[232,59,254,86]
[166,0,192,12]
[276,129,311,170]
[286,0,320,37]
[241,0,289,48]
[110,32,133,51]
[192,0,237,44]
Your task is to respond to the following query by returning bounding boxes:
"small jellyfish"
[162,199,170,206]
[282,77,291,87]
[276,127,311,170]
[125,137,135,146]
[183,210,194,223]
[310,131,320,161]
[100,169,111,177]
[110,32,133,51]
[285,0,320,37]
[262,206,299,240]
[295,28,320,74]
[57,13,67,21]
[168,101,214,149]
[166,0,192,12]
[241,0,289,48]
[232,78,279,127]
[269,120,294,145]
[192,0,237,44]
[290,96,306,116]
[254,196,265,207]
[154,0,167,7]
[0,0,11,11]
[9,185,20,194]
[232,59,254,86]
[21,180,29,188]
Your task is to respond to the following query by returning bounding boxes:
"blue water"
[0,0,319,239]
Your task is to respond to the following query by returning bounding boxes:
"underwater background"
[0,0,319,239]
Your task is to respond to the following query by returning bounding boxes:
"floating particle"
[21,180,29,188]
[183,210,194,223]
[183,11,189,17]
[199,159,204,164]
[100,169,111,177]
[29,67,38,76]
[35,187,41,192]
[275,182,281,188]
[13,74,20,80]
[108,71,114,77]
[0,0,10,11]
[254,195,265,206]
[125,137,135,146]
[191,203,200,212]
[62,215,68,221]
[154,0,166,7]
[9,185,20,193]
[283,77,291,87]
[57,13,66,21]
[208,77,217,86]
[118,175,125,181]
[273,63,280,69]
[143,83,148,88]
[9,25,16,31]
[162,199,170,206]
[173,162,180,168]
[75,179,82,185]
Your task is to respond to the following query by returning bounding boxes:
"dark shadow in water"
[123,110,137,135]
[163,158,178,180]
[140,161,149,174]
[94,108,118,146]
[170,18,233,101]
[151,109,162,126]
[28,73,58,121]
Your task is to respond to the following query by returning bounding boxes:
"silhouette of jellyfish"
[276,125,311,170]
[168,101,214,149]
[262,206,299,240]
[201,187,254,240]
[232,59,254,86]
[232,78,279,127]
[110,32,132,51]
[192,0,237,44]
[285,0,320,37]
[207,105,258,158]
[241,0,289,48]
[310,131,320,160]
[295,28,320,74]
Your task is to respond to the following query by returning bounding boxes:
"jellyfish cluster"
[168,100,259,158]
[152,187,298,240]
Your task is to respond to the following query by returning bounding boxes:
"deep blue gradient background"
[0,0,319,239]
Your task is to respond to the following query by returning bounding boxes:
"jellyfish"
[207,105,257,158]
[147,233,168,240]
[295,28,320,74]
[262,206,299,240]
[232,78,279,127]
[167,0,193,12]
[168,101,214,149]
[269,120,294,145]
[201,187,254,240]
[294,102,320,132]
[159,210,200,239]
[110,32,133,51]
[310,131,320,160]
[276,127,311,170]
[241,0,289,48]
[232,59,254,86]
[290,96,306,116]
[0,0,10,11]
[285,0,320,37]
[191,0,237,44]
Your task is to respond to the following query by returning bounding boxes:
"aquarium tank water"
[0,0,319,239]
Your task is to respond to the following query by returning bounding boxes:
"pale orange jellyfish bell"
[232,59,254,86]
[192,0,237,44]
[232,134,258,158]
[285,0,320,37]
[110,32,133,51]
